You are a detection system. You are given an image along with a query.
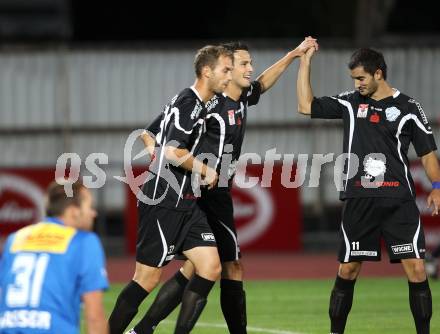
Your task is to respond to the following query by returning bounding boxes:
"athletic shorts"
[136,203,217,267]
[198,188,241,262]
[338,197,425,263]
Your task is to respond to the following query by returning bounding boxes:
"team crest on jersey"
[228,110,235,125]
[357,104,369,118]
[385,106,401,122]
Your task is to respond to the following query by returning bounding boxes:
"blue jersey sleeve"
[77,233,109,295]
[0,235,13,296]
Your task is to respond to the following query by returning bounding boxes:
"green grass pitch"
[85,278,440,333]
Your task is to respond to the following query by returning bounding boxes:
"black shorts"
[338,197,425,263]
[136,203,217,267]
[198,188,241,262]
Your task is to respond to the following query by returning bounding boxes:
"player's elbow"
[164,146,179,163]
[297,103,311,115]
[164,146,188,166]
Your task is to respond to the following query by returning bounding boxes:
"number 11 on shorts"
[352,241,359,250]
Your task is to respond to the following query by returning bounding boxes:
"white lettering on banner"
[0,174,44,224]
[0,310,51,329]
[350,251,377,256]
[0,202,35,223]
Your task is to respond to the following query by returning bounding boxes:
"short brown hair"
[194,45,232,78]
[45,181,85,216]
[348,48,387,80]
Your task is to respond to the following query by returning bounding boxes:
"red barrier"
[411,162,440,249]
[124,164,302,254]
[0,168,54,235]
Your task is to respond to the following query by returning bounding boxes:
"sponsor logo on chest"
[228,110,235,125]
[357,104,369,118]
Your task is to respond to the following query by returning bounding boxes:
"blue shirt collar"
[44,217,65,225]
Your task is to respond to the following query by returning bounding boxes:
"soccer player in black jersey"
[297,46,440,334]
[129,38,318,334]
[108,45,233,334]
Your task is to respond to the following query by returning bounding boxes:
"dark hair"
[220,41,249,53]
[45,181,85,217]
[194,45,233,78]
[348,48,387,80]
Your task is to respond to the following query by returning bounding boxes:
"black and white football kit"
[137,87,216,267]
[198,81,262,262]
[312,89,437,262]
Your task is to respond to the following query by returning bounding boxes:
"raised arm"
[421,151,440,215]
[257,37,318,94]
[297,46,317,115]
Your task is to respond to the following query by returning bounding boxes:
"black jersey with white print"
[311,89,437,200]
[201,81,262,189]
[143,87,207,210]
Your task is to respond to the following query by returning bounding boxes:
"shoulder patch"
[190,100,203,120]
[337,90,355,97]
[408,99,428,124]
[206,95,219,112]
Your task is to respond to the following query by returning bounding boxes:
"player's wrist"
[432,181,440,189]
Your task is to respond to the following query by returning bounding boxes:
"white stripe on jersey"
[332,98,355,191]
[153,105,174,199]
[171,107,195,135]
[157,219,168,267]
[218,220,239,260]
[395,114,433,196]
[176,119,205,207]
[341,222,351,263]
[413,218,421,259]
[206,113,226,171]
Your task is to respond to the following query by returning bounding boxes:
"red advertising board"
[124,163,302,254]
[0,168,54,235]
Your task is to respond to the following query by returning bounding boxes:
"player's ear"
[374,69,383,80]
[202,65,212,79]
[64,204,80,227]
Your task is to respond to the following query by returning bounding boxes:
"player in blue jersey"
[0,180,109,334]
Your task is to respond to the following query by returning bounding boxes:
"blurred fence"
[1,46,439,211]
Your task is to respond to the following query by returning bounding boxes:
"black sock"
[109,280,149,334]
[409,280,432,334]
[329,275,356,334]
[220,279,247,334]
[134,270,189,333]
[174,274,215,334]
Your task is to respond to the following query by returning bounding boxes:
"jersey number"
[6,253,50,307]
[352,241,360,250]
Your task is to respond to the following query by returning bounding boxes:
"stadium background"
[0,1,440,332]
